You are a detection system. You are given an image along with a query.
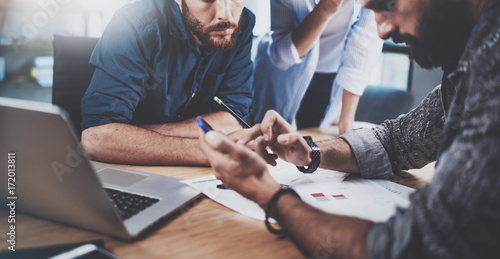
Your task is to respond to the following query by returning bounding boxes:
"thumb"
[206,131,237,155]
[277,133,305,147]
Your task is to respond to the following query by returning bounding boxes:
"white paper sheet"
[183,175,269,220]
[182,160,414,222]
[290,169,411,222]
[370,179,416,200]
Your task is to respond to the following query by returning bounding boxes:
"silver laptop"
[0,97,200,240]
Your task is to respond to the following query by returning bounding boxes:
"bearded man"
[81,0,254,165]
[199,0,500,258]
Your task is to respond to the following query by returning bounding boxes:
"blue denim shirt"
[81,0,255,131]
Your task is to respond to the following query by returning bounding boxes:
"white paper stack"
[182,159,415,222]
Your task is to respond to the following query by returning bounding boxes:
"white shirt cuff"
[270,31,304,70]
[334,67,369,96]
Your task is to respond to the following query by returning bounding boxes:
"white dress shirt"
[252,0,383,125]
[316,0,354,73]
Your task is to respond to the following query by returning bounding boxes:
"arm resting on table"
[81,112,242,165]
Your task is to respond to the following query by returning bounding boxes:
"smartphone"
[196,116,214,133]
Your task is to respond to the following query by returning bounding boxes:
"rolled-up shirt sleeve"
[341,85,445,178]
[341,127,393,178]
[334,8,383,96]
[81,6,157,131]
[267,0,304,70]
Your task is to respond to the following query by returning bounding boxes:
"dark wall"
[409,61,443,109]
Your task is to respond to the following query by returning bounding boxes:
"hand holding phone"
[196,116,214,133]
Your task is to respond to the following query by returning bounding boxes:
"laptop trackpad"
[97,168,149,187]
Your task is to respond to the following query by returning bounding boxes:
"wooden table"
[0,126,435,258]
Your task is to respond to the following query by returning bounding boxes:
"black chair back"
[355,85,412,125]
[52,35,99,135]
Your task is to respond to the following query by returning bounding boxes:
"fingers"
[254,136,278,166]
[198,129,235,185]
[260,110,294,142]
[198,128,226,163]
[204,130,259,165]
[199,129,241,170]
[275,132,312,167]
[318,0,344,14]
[205,131,238,155]
[199,111,292,169]
[276,132,307,147]
[199,130,246,181]
[244,139,257,150]
[235,124,262,145]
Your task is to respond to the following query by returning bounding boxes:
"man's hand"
[200,129,371,259]
[239,110,312,168]
[224,125,277,165]
[199,129,281,208]
[225,127,259,144]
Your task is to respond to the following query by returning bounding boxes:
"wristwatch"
[297,136,320,174]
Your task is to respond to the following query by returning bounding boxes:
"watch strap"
[297,136,320,174]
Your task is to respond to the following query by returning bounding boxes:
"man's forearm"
[142,111,243,137]
[81,123,208,165]
[317,137,360,174]
[272,194,371,259]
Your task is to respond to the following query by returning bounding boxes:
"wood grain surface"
[0,126,435,258]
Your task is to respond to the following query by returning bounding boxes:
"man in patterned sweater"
[198,0,500,258]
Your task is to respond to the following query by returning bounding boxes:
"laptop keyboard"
[105,188,160,220]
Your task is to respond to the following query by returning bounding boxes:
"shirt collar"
[168,0,203,54]
[168,0,189,40]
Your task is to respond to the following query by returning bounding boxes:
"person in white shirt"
[252,0,383,134]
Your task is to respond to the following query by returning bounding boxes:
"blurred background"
[0,0,132,100]
[0,0,443,121]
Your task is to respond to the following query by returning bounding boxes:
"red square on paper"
[332,194,348,200]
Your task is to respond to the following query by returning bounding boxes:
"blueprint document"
[182,159,414,222]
